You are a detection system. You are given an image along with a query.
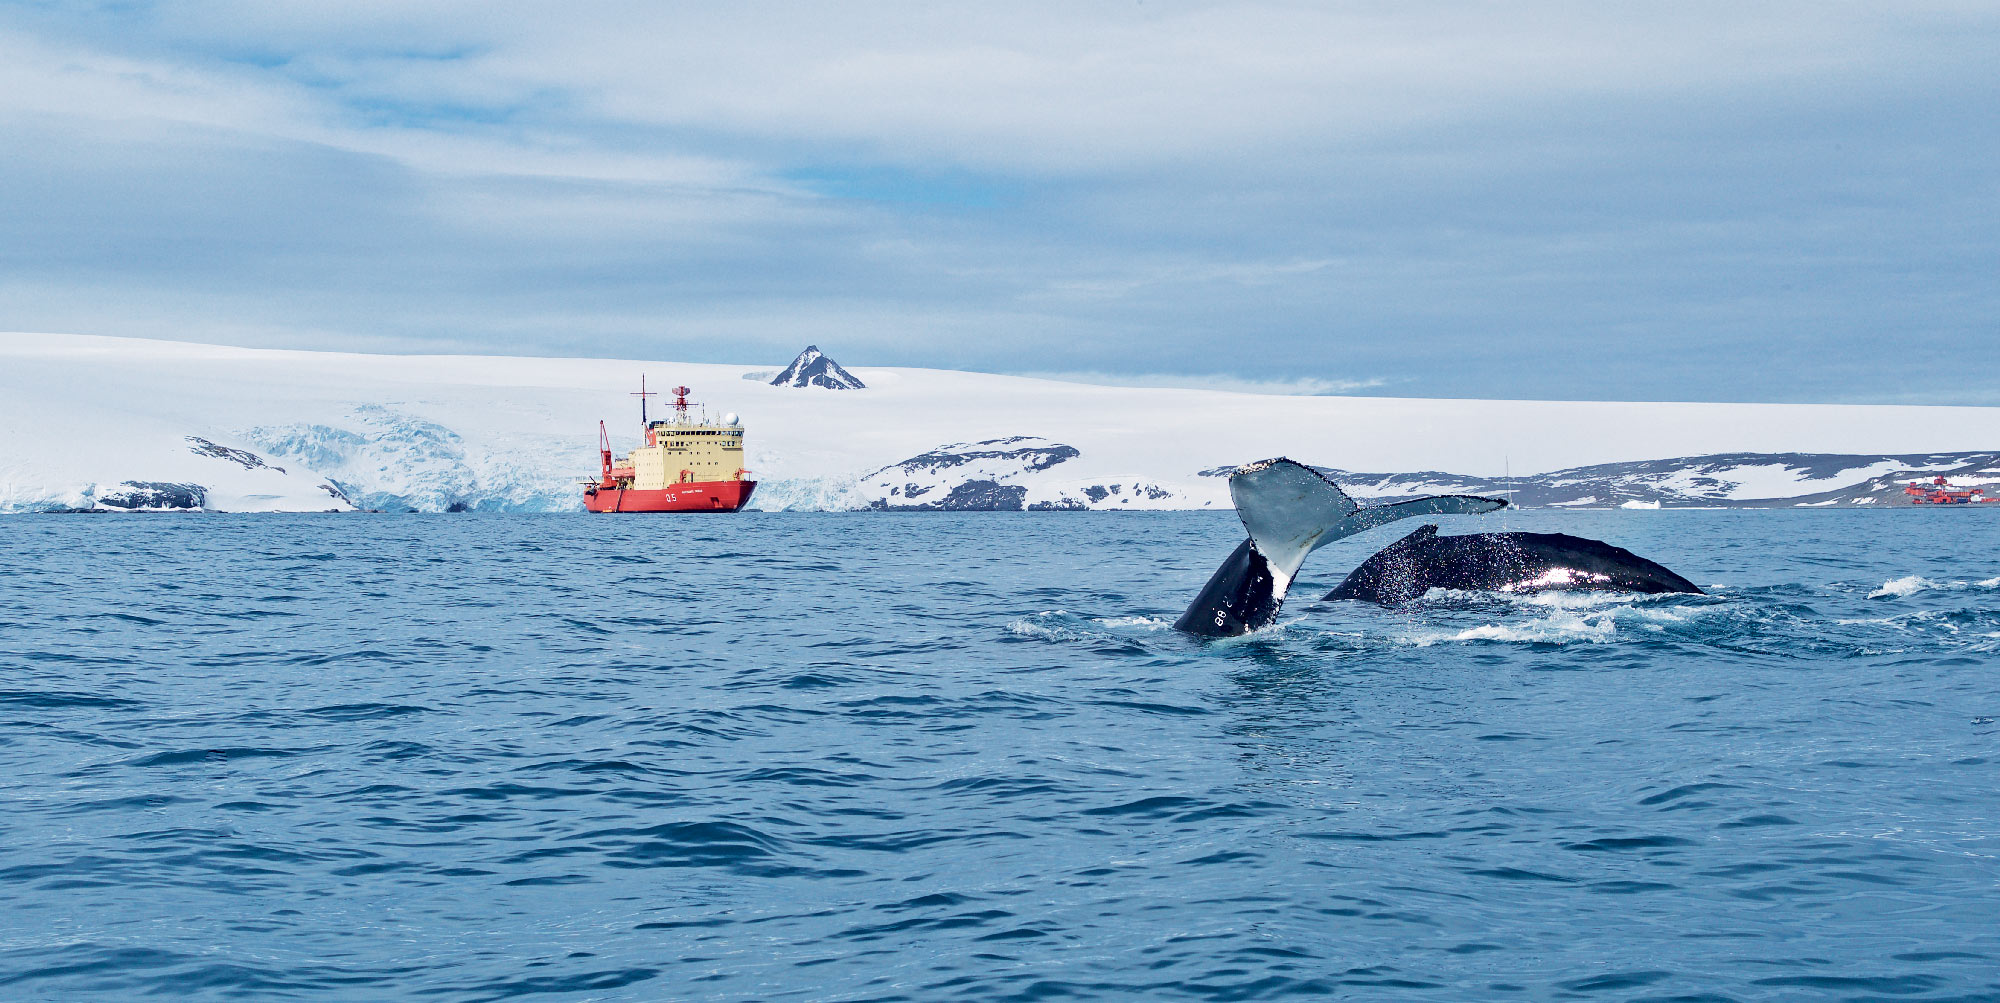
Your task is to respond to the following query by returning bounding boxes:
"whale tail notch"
[1173,458,1507,637]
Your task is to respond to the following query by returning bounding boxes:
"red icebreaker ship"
[582,379,756,513]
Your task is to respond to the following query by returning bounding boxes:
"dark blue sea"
[3,510,1998,1001]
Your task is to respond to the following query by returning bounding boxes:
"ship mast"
[632,374,658,431]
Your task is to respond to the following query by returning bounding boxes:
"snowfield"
[4,332,2000,513]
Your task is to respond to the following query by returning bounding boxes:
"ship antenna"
[632,374,657,431]
[674,386,691,420]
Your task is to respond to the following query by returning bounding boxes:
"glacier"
[5,332,2000,513]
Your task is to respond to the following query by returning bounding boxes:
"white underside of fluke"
[1228,459,1360,586]
[1228,457,1507,603]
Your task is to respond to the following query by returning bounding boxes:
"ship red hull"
[584,480,756,513]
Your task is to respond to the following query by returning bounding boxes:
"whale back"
[1322,525,1701,606]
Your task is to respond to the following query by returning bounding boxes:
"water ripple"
[1,510,1997,999]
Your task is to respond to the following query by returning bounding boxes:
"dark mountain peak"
[771,346,865,389]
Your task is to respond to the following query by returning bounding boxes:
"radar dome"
[723,413,740,426]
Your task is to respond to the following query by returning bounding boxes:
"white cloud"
[379,3,1930,170]
[12,3,1980,176]
[1028,258,1340,303]
[0,23,754,188]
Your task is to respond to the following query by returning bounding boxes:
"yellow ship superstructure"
[629,414,747,487]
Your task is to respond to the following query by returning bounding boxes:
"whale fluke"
[1173,459,1507,636]
[1323,525,1702,606]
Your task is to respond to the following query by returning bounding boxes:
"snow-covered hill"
[6,332,2000,513]
[1318,452,2000,509]
[856,437,1182,511]
[839,442,2000,511]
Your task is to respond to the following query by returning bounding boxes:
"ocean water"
[2,509,1998,1001]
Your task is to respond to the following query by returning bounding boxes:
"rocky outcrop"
[770,346,865,389]
[185,437,284,472]
[871,479,1031,511]
[97,481,207,511]
[870,437,1080,480]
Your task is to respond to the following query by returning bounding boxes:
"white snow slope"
[6,332,2000,512]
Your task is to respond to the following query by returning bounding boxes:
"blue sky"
[0,1,1994,402]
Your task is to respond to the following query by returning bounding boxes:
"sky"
[0,1,1995,403]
